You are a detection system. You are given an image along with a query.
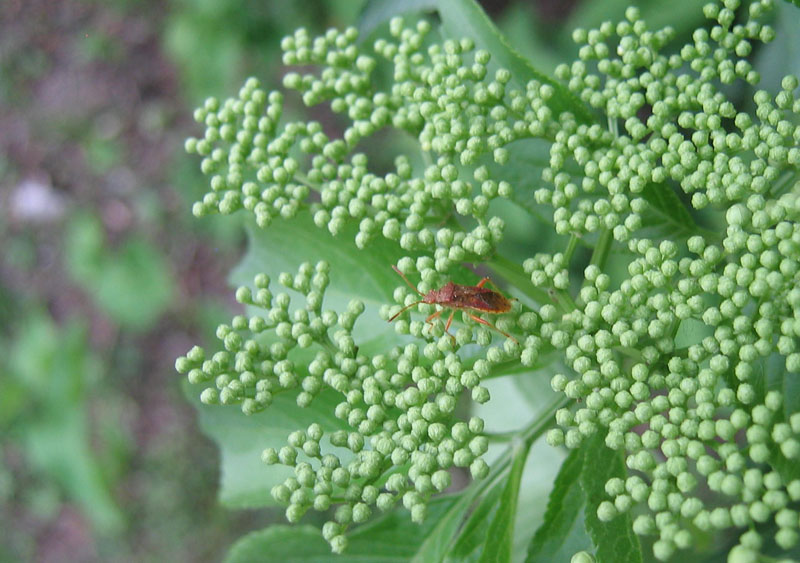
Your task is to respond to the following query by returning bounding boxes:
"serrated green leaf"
[525,448,591,563]
[225,497,460,562]
[188,383,351,509]
[445,479,504,561]
[232,210,409,356]
[435,0,591,122]
[580,434,642,563]
[638,182,710,241]
[190,209,416,508]
[412,485,488,562]
[478,440,529,563]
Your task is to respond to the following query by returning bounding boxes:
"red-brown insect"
[388,265,517,342]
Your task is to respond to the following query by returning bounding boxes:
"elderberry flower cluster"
[536,1,800,560]
[176,261,498,553]
[179,0,800,558]
[185,18,546,274]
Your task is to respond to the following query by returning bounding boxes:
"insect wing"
[458,286,512,313]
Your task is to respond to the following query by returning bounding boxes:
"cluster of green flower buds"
[534,1,800,559]
[185,18,546,279]
[175,261,349,413]
[534,1,798,245]
[176,262,502,552]
[181,0,800,557]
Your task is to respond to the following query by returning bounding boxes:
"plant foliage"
[176,0,800,559]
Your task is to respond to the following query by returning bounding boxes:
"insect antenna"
[388,299,424,322]
[391,265,425,297]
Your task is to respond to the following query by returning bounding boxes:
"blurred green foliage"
[5,313,125,534]
[64,212,174,330]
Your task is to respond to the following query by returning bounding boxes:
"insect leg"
[425,309,444,323]
[444,310,456,344]
[423,309,444,337]
[467,313,518,343]
[388,299,423,322]
[392,265,425,297]
[476,277,508,295]
[444,310,455,333]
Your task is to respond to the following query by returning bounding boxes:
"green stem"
[589,227,613,271]
[563,234,580,264]
[551,288,578,314]
[294,172,321,192]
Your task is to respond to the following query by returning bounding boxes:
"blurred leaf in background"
[64,212,174,330]
[5,313,125,535]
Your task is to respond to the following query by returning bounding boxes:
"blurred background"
[1,0,790,560]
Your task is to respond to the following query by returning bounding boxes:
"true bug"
[388,265,517,342]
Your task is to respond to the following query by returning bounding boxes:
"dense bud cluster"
[180,0,800,558]
[186,21,523,273]
[177,261,498,552]
[536,1,800,559]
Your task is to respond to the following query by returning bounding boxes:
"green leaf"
[436,0,591,122]
[480,138,553,222]
[638,182,710,241]
[526,448,591,562]
[24,408,125,535]
[674,318,712,349]
[580,434,642,563]
[469,376,569,560]
[91,238,173,328]
[495,4,563,75]
[192,209,414,508]
[225,497,460,562]
[64,213,173,329]
[753,1,800,92]
[445,479,505,561]
[225,526,329,562]
[232,211,409,355]
[350,496,461,558]
[9,314,124,535]
[478,440,529,563]
[412,484,489,562]
[188,384,351,509]
[64,211,105,282]
[234,209,482,348]
[420,395,566,562]
[359,0,593,122]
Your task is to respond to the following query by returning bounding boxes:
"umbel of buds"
[180,0,800,559]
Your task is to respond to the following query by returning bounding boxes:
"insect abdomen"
[472,290,511,312]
